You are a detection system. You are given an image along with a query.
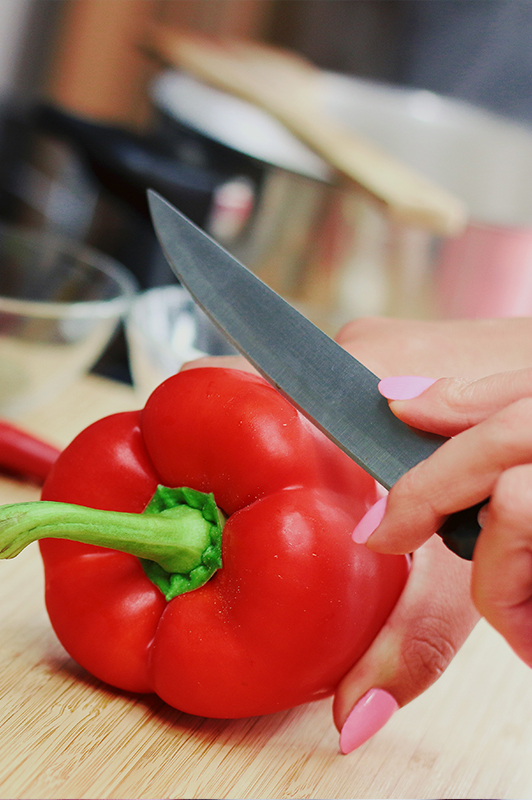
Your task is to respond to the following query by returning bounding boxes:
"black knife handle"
[438,499,488,560]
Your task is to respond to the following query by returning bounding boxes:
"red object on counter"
[0,420,60,484]
[1,368,408,718]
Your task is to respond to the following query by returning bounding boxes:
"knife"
[148,190,484,560]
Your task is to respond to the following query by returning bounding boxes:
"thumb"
[333,536,479,753]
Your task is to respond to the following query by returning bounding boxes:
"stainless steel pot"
[151,70,532,328]
[16,70,532,335]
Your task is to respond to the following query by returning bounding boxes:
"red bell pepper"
[0,368,408,718]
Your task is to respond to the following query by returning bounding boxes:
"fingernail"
[340,688,398,754]
[352,497,387,544]
[378,376,436,400]
[477,503,489,528]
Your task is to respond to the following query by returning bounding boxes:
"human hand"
[332,317,532,752]
[357,368,532,674]
[336,315,532,378]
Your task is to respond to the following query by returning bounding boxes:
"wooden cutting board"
[0,374,531,799]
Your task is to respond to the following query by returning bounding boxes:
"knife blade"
[148,189,483,560]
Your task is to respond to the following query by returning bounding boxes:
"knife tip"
[147,187,165,211]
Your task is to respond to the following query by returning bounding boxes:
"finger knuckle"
[391,462,436,515]
[490,464,532,523]
[487,397,532,451]
[393,462,424,498]
[386,468,432,531]
[506,397,532,428]
[401,615,457,686]
[438,377,478,413]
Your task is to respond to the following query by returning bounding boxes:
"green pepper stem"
[0,486,224,600]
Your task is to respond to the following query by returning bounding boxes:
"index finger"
[382,368,532,437]
[364,398,532,555]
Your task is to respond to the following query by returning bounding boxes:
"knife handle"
[437,499,488,560]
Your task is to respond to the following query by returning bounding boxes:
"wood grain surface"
[0,375,531,799]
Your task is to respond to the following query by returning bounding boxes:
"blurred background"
[6,1,532,126]
[3,0,532,391]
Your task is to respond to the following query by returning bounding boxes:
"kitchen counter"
[0,374,531,800]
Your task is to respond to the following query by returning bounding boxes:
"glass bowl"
[0,225,137,418]
[126,285,237,402]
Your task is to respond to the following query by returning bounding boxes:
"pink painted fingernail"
[378,376,436,400]
[340,688,398,754]
[352,497,387,544]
